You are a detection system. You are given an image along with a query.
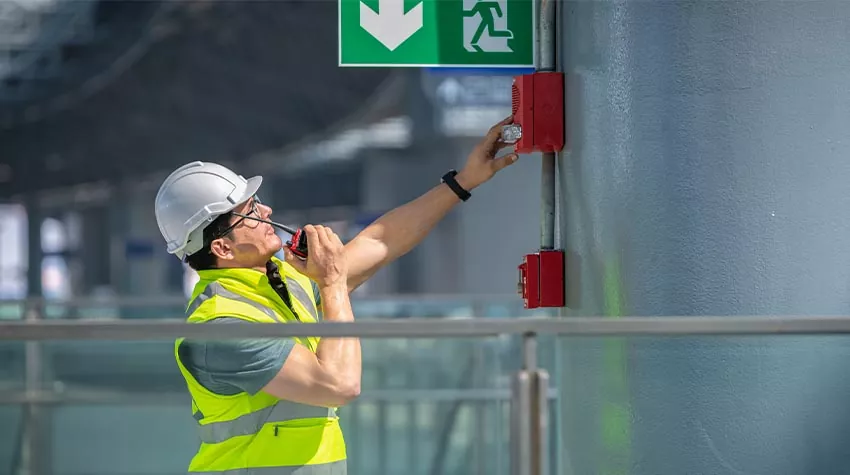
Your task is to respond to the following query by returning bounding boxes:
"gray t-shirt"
[178,281,322,396]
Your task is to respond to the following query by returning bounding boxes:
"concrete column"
[557,2,850,475]
[61,210,85,301]
[361,151,421,295]
[359,146,463,296]
[106,193,129,296]
[124,190,165,297]
[403,154,461,296]
[79,206,111,297]
[25,196,42,300]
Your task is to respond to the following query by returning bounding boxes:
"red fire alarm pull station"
[501,72,565,154]
[506,72,567,309]
[518,250,565,309]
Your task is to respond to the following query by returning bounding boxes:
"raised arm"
[343,116,519,292]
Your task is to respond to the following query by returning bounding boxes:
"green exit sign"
[339,0,535,68]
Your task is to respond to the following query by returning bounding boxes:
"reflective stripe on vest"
[190,460,346,475]
[188,278,318,323]
[187,282,284,322]
[198,401,334,444]
[285,276,319,321]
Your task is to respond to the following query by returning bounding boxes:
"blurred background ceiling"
[0,0,398,199]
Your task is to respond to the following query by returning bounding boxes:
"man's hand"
[284,224,348,288]
[456,116,520,191]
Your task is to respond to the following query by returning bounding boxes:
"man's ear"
[209,238,233,261]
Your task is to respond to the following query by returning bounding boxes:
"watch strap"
[441,170,471,202]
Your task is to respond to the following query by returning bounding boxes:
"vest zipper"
[274,425,279,436]
[277,283,301,322]
[266,272,302,322]
[284,294,302,322]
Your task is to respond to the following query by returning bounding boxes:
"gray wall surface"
[456,143,543,298]
[556,1,850,474]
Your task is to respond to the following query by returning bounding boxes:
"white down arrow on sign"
[360,0,424,51]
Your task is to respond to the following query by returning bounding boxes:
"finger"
[283,248,307,272]
[494,138,512,151]
[303,225,322,251]
[491,115,513,129]
[314,225,332,248]
[485,117,508,138]
[321,226,336,249]
[321,224,339,242]
[482,139,511,161]
[486,123,504,141]
[492,152,519,172]
[484,117,514,145]
[327,229,344,248]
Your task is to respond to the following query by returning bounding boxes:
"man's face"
[210,196,282,268]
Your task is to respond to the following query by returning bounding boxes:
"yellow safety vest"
[174,256,347,474]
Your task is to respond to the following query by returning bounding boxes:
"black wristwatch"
[441,169,471,202]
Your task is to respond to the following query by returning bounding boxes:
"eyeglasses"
[230,196,264,230]
[208,196,264,243]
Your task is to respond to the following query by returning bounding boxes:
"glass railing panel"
[0,333,559,475]
[0,342,25,391]
[0,302,24,320]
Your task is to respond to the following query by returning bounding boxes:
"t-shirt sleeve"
[179,318,296,396]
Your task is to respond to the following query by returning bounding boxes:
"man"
[153,117,519,474]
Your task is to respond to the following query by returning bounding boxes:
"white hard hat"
[154,161,262,260]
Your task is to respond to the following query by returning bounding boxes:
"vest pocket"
[250,419,346,467]
[272,417,335,432]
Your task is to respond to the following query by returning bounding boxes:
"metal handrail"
[0,292,523,308]
[0,387,561,405]
[1,315,850,340]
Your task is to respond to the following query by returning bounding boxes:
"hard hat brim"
[241,175,263,206]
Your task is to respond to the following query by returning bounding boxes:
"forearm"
[314,283,361,395]
[346,174,474,290]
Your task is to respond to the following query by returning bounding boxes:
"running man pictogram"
[462,0,513,53]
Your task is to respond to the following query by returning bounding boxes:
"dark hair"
[185,212,234,271]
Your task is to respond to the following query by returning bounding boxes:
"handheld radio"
[241,216,308,259]
[270,222,309,259]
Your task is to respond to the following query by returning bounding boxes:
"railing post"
[511,333,549,475]
[511,366,531,475]
[532,369,550,475]
[20,300,50,475]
